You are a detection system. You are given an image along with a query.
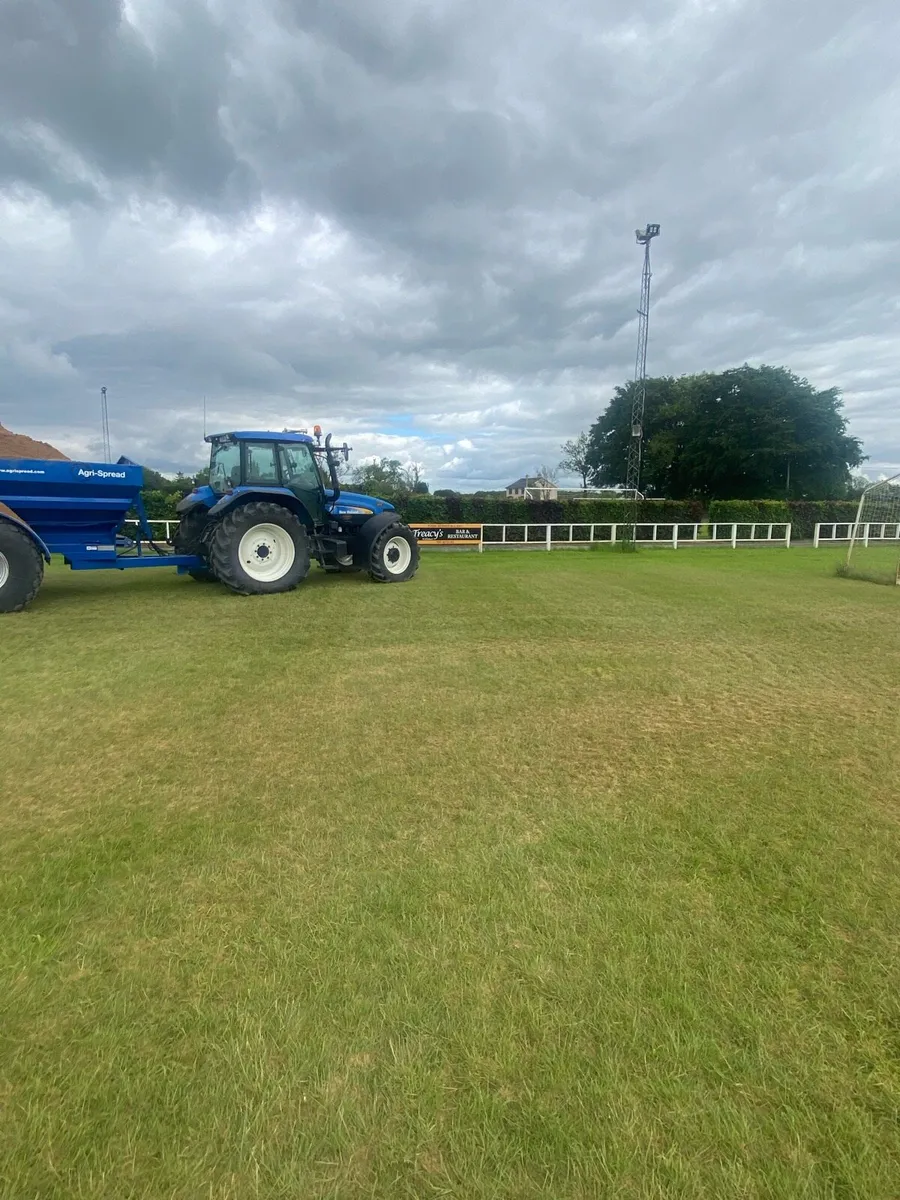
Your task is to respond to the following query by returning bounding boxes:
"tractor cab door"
[277,442,325,528]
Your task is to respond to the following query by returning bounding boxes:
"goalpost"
[844,473,900,585]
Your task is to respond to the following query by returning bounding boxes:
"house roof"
[506,476,555,490]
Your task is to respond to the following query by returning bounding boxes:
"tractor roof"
[206,430,314,445]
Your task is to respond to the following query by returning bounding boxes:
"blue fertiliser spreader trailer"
[0,429,420,612]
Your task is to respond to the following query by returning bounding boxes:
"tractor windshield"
[209,440,241,492]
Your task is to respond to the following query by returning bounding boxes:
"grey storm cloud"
[0,0,898,485]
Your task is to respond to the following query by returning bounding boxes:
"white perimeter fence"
[480,522,791,549]
[128,519,179,540]
[813,522,900,548]
[129,519,792,550]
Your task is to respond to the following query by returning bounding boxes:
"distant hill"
[0,423,69,461]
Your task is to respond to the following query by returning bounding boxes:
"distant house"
[505,475,558,501]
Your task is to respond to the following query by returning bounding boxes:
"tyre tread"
[368,523,420,584]
[0,522,45,613]
[208,502,310,595]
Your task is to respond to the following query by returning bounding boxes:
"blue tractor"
[173,427,419,592]
[0,428,420,612]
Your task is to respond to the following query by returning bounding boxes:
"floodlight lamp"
[635,223,661,244]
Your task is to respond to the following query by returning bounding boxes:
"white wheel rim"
[238,523,296,582]
[382,535,412,575]
[0,551,8,590]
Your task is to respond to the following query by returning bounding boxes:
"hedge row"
[138,488,860,541]
[707,500,856,539]
[784,501,858,540]
[397,495,706,525]
[707,500,790,524]
[398,496,859,539]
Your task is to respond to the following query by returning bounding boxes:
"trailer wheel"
[0,522,44,613]
[208,502,310,595]
[368,523,419,583]
[172,511,216,582]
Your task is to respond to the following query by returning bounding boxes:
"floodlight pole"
[623,223,660,544]
[100,386,111,463]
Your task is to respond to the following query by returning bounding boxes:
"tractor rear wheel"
[0,522,44,613]
[368,523,419,583]
[208,502,311,595]
[172,510,216,582]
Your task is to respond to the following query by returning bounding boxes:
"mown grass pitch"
[1,548,899,1199]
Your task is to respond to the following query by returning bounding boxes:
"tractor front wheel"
[208,502,311,595]
[0,522,44,613]
[368,523,419,583]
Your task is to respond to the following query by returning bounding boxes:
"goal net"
[843,474,900,585]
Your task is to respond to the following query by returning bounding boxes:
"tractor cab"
[206,430,328,527]
[203,429,394,527]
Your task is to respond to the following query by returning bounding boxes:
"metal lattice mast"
[624,223,660,540]
[100,386,111,462]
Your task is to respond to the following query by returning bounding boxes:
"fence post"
[590,524,595,543]
[864,523,869,547]
[731,524,737,549]
[611,524,617,545]
[524,525,528,543]
[751,523,757,541]
[693,523,699,542]
[569,524,573,542]
[546,524,552,551]
[672,523,678,549]
[478,526,484,554]
[813,523,820,549]
[502,524,507,544]
[785,523,791,548]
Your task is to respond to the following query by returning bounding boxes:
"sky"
[0,0,898,489]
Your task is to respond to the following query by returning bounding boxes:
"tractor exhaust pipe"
[323,433,351,502]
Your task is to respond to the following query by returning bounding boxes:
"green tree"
[587,366,863,500]
[558,432,593,489]
[350,457,405,496]
[403,462,430,494]
[350,458,430,499]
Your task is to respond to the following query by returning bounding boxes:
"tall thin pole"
[623,223,660,545]
[100,386,111,462]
